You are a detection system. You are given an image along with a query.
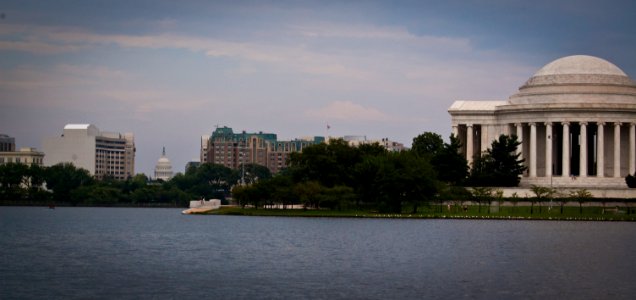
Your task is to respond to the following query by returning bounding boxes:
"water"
[1,207,634,299]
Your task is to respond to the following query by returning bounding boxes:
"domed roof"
[157,156,171,164]
[155,147,173,181]
[508,55,636,105]
[156,147,171,164]
[533,55,627,77]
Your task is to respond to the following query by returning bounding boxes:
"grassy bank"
[202,205,636,221]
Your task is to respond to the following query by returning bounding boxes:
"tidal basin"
[1,207,634,299]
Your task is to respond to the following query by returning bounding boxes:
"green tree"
[353,155,383,209]
[130,186,159,204]
[570,189,593,214]
[172,163,237,200]
[530,185,556,214]
[432,134,469,185]
[294,181,324,209]
[469,135,526,187]
[232,182,270,209]
[0,163,30,200]
[288,139,360,187]
[318,185,356,210]
[44,163,94,204]
[412,132,444,158]
[71,185,121,205]
[240,163,272,184]
[471,187,493,213]
[369,151,437,213]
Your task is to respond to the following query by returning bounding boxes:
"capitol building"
[449,55,636,190]
[154,147,173,181]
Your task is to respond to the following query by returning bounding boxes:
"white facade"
[43,124,135,180]
[343,135,405,152]
[200,135,209,163]
[449,55,636,188]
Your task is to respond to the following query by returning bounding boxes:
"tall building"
[154,147,174,181]
[449,55,636,188]
[42,124,135,180]
[203,126,324,173]
[0,134,15,152]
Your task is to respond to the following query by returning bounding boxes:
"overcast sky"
[2,0,636,176]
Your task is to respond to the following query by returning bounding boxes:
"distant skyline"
[2,0,636,176]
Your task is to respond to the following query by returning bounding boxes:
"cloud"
[290,22,472,51]
[306,101,392,122]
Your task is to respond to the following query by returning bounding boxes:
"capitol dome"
[154,147,173,181]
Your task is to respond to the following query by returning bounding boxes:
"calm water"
[1,207,634,299]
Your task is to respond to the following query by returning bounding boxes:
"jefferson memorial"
[449,55,636,189]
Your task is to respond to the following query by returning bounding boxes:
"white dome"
[509,55,636,105]
[533,55,626,77]
[157,156,171,165]
[154,147,173,181]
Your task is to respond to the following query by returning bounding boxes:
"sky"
[1,0,636,176]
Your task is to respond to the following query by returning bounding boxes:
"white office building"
[43,124,135,180]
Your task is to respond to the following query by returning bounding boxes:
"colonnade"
[453,121,636,178]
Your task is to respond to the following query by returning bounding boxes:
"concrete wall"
[43,134,96,174]
[190,199,221,209]
[485,187,636,199]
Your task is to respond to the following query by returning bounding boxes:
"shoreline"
[201,206,636,222]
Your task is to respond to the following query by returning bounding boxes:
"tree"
[570,189,593,214]
[240,163,272,184]
[470,187,493,213]
[468,135,526,187]
[369,151,438,213]
[294,181,324,209]
[412,132,444,158]
[44,163,94,204]
[0,163,30,200]
[530,185,556,214]
[171,163,237,200]
[432,134,469,185]
[288,139,360,187]
[318,185,355,210]
[412,132,468,185]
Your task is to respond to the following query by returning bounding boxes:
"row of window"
[0,157,43,164]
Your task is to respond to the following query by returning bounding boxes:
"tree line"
[0,161,271,207]
[0,132,528,209]
[232,133,527,213]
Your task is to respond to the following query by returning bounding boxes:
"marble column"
[515,123,523,162]
[630,123,635,175]
[452,125,458,137]
[597,122,604,178]
[529,122,537,177]
[614,122,621,178]
[545,122,552,177]
[579,122,587,178]
[562,122,570,177]
[467,124,474,167]
[481,125,489,154]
